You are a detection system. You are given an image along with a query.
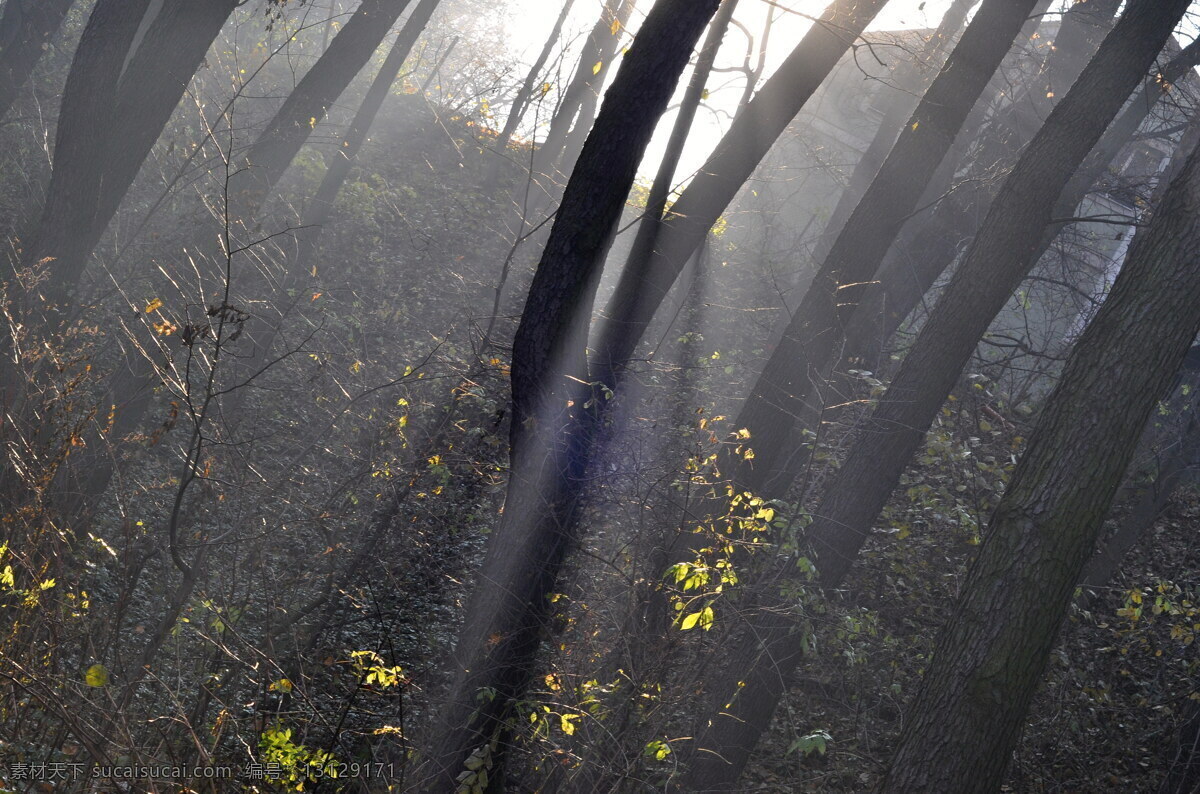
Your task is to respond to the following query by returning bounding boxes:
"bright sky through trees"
[501,0,960,184]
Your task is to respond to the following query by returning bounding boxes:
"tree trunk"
[678,2,1188,787]
[804,0,1191,593]
[591,0,890,390]
[620,0,739,294]
[0,0,75,121]
[531,0,629,179]
[880,88,1200,790]
[31,0,239,309]
[809,0,975,266]
[720,0,1045,502]
[419,0,723,789]
[487,0,577,177]
[232,0,430,218]
[843,0,1175,370]
[18,0,152,319]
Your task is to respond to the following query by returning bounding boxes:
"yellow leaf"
[610,18,621,35]
[541,82,552,96]
[269,678,293,693]
[911,121,919,131]
[311,292,322,301]
[85,664,109,687]
[144,298,163,313]
[592,60,603,75]
[560,713,578,735]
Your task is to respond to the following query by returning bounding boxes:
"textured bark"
[232,0,426,217]
[881,96,1200,792]
[804,0,1191,593]
[620,0,738,292]
[19,0,153,312]
[591,0,890,390]
[35,0,239,307]
[0,0,74,121]
[679,2,1188,787]
[722,0,1044,500]
[419,1,722,788]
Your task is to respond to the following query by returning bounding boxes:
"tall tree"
[842,0,1165,371]
[0,0,75,121]
[675,0,1186,786]
[880,98,1200,792]
[23,0,240,311]
[419,0,724,788]
[231,0,435,218]
[487,0,578,176]
[620,0,739,294]
[591,0,891,391]
[810,0,976,265]
[17,0,153,320]
[804,0,1191,592]
[530,0,631,178]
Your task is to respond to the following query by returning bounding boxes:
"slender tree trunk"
[719,0,1046,502]
[881,89,1200,790]
[804,0,1190,593]
[487,0,577,177]
[531,0,628,178]
[0,0,75,121]
[591,0,890,391]
[621,0,738,290]
[18,0,152,318]
[843,0,1167,370]
[418,1,724,789]
[677,2,1188,787]
[810,0,975,266]
[231,0,430,218]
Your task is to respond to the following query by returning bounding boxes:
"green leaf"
[85,664,109,687]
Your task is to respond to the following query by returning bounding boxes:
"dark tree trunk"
[676,2,1187,787]
[487,0,577,177]
[18,0,153,316]
[591,0,890,390]
[803,0,1191,593]
[0,0,75,121]
[32,0,239,308]
[419,0,723,789]
[881,93,1200,791]
[720,0,1045,501]
[232,0,429,217]
[621,0,738,292]
[223,7,438,417]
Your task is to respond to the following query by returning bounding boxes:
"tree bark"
[0,0,75,121]
[591,0,890,390]
[419,0,723,789]
[881,86,1200,791]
